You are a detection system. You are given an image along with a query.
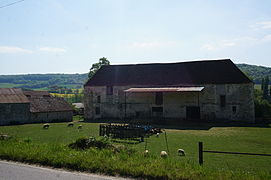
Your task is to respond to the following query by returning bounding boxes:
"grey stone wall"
[0,103,30,125]
[84,83,255,123]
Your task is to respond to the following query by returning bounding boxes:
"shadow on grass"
[155,121,271,131]
[85,118,271,131]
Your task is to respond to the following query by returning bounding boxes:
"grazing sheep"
[156,133,159,137]
[0,134,11,140]
[143,150,149,156]
[160,151,168,158]
[177,149,185,156]
[78,125,82,129]
[43,123,50,129]
[67,122,74,127]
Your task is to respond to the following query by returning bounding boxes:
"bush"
[68,136,112,150]
[255,97,271,119]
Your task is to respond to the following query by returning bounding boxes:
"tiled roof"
[0,88,30,103]
[28,96,73,113]
[85,59,252,87]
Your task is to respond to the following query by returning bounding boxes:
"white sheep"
[160,151,168,158]
[43,123,50,129]
[67,122,74,127]
[177,149,185,156]
[143,150,149,156]
[156,133,159,137]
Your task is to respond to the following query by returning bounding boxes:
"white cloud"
[0,46,33,54]
[262,34,271,42]
[39,47,66,53]
[201,44,216,51]
[221,41,236,47]
[201,41,236,51]
[257,21,271,29]
[201,37,258,51]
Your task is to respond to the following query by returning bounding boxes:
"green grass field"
[0,122,271,179]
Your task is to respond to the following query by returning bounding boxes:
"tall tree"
[263,76,269,100]
[88,57,110,79]
[261,77,265,91]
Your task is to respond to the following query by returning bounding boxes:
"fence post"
[199,142,203,165]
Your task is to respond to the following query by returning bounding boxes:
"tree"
[261,77,265,91]
[88,57,110,79]
[263,76,269,100]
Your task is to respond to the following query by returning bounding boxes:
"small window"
[220,95,226,107]
[95,107,100,115]
[155,92,163,105]
[106,86,113,95]
[232,106,237,113]
[97,96,101,103]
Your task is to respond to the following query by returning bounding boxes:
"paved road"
[0,160,130,180]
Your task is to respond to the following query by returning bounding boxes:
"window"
[95,107,100,115]
[220,95,226,107]
[155,92,163,105]
[232,106,237,113]
[106,86,113,95]
[97,95,101,103]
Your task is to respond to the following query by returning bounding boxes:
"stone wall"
[0,103,30,125]
[84,83,255,123]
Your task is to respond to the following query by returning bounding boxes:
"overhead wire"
[0,0,25,9]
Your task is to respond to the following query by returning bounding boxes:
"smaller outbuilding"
[0,88,30,125]
[23,91,73,123]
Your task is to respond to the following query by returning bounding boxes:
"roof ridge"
[106,59,232,67]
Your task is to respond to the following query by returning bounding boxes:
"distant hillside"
[0,63,270,90]
[236,64,271,84]
[0,73,88,90]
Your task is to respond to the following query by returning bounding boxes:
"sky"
[0,0,271,74]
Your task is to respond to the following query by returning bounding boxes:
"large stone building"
[0,89,73,125]
[84,59,255,123]
[0,88,30,125]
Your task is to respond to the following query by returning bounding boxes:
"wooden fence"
[100,123,146,141]
[198,142,271,165]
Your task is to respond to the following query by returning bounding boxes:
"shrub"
[255,97,271,119]
[68,136,113,150]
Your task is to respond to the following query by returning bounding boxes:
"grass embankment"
[0,122,271,179]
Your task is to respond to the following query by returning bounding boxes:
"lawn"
[0,121,270,179]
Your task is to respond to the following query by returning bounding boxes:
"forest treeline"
[0,73,88,89]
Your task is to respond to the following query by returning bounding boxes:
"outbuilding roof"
[85,59,252,87]
[0,88,30,104]
[28,96,73,113]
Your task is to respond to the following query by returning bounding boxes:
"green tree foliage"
[262,76,269,100]
[254,88,271,120]
[88,57,110,79]
[261,77,264,90]
[236,64,271,84]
